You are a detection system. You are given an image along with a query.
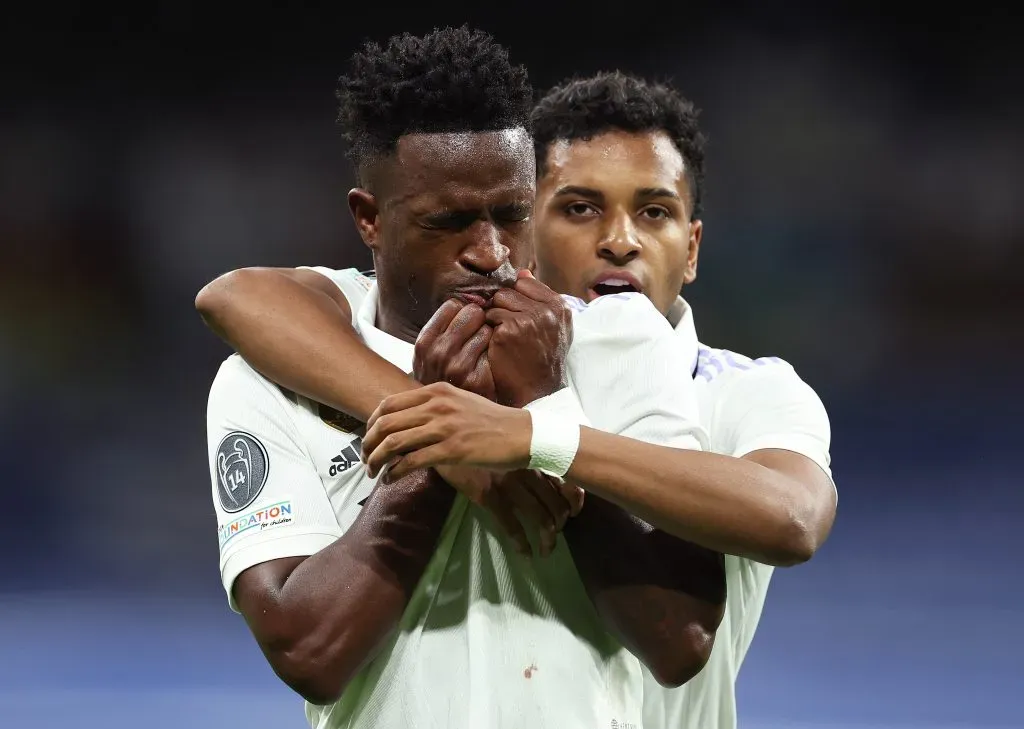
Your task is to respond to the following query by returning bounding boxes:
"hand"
[485,270,573,408]
[362,382,532,479]
[414,299,495,399]
[434,464,531,555]
[435,465,584,558]
[491,469,585,557]
[434,464,492,505]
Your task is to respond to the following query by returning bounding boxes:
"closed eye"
[421,211,478,230]
[494,203,532,223]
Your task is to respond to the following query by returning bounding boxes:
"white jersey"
[640,298,834,729]
[206,268,708,729]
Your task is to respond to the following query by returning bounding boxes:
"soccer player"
[529,72,836,729]
[199,71,837,728]
[201,28,724,729]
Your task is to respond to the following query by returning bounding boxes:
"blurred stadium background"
[1,4,1020,728]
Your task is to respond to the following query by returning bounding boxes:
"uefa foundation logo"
[219,500,294,547]
[216,431,269,512]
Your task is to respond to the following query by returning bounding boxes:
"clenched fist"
[485,270,573,408]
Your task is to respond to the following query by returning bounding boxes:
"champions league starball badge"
[216,431,269,512]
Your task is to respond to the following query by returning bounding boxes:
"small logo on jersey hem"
[216,431,270,513]
[219,499,294,547]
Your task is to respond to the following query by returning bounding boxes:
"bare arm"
[233,468,455,705]
[196,271,579,552]
[568,433,836,566]
[196,267,415,421]
[362,387,836,566]
[562,494,725,687]
[363,288,837,567]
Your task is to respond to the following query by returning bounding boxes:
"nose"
[460,223,512,277]
[597,213,641,263]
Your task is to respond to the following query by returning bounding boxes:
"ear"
[347,188,380,252]
[682,219,702,285]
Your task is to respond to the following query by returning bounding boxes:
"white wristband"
[527,410,581,478]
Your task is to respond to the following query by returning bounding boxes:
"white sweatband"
[526,409,581,478]
[523,387,591,426]
[523,389,588,478]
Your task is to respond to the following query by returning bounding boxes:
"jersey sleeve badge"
[215,431,270,512]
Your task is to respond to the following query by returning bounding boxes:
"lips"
[587,271,643,301]
[452,287,501,307]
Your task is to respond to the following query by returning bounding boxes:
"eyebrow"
[552,185,681,202]
[553,185,604,199]
[636,187,681,201]
[421,200,532,225]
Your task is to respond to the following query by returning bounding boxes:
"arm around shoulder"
[196,266,415,423]
[564,358,836,566]
[723,363,837,565]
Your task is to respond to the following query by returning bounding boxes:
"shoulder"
[298,266,375,321]
[207,354,302,424]
[696,346,824,414]
[695,345,791,385]
[300,265,375,293]
[208,353,275,395]
[696,345,831,465]
[208,354,263,398]
[696,344,826,418]
[564,292,672,337]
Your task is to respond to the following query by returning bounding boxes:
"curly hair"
[532,71,707,219]
[337,25,533,180]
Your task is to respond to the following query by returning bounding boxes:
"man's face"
[533,130,702,317]
[351,128,535,333]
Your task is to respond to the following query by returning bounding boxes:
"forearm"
[569,428,814,565]
[196,267,416,421]
[563,496,725,687]
[266,469,455,703]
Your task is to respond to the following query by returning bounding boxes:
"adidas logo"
[329,438,363,477]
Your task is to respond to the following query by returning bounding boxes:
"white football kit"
[639,297,834,729]
[206,268,709,729]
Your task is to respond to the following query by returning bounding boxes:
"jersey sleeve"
[564,293,707,450]
[207,356,343,610]
[714,362,833,481]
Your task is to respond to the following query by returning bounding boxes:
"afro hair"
[337,25,533,180]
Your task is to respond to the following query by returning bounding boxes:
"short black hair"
[532,71,707,219]
[337,25,533,181]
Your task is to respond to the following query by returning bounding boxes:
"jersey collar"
[668,296,701,377]
[353,284,415,374]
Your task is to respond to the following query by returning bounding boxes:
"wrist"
[523,390,586,478]
[508,408,534,470]
[525,410,581,479]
